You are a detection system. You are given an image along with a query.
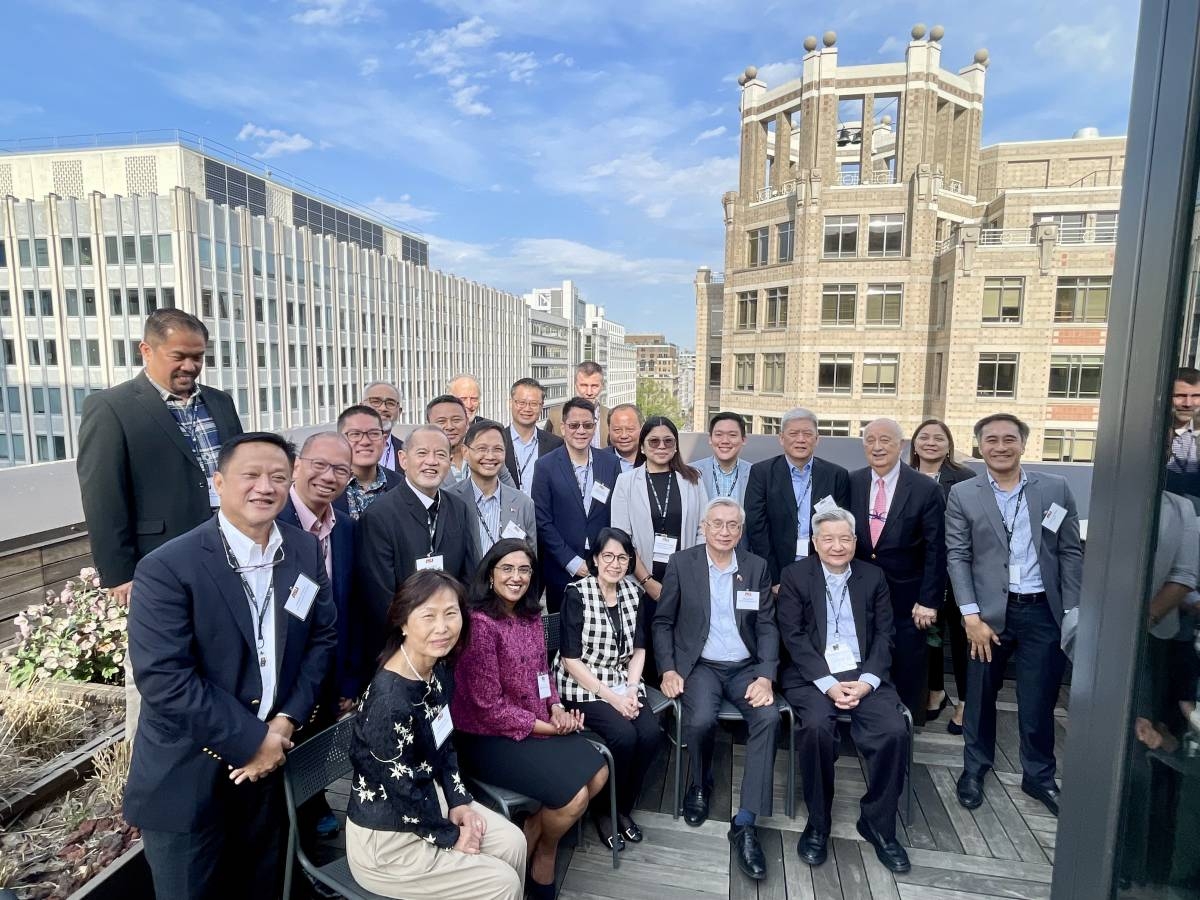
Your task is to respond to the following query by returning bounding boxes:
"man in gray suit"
[946,413,1082,816]
[448,420,537,556]
[653,497,778,882]
[693,412,752,505]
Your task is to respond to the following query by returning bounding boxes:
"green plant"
[3,568,127,688]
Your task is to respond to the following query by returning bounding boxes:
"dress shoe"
[1021,779,1060,816]
[796,823,828,866]
[855,818,911,874]
[728,823,768,881]
[926,694,951,721]
[956,771,985,809]
[619,816,644,843]
[682,784,711,827]
[947,719,964,736]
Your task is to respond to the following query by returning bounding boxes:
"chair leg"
[899,705,914,826]
[606,749,619,869]
[673,700,683,819]
[282,825,295,900]
[785,707,796,819]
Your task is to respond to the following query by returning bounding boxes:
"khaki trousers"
[347,790,525,900]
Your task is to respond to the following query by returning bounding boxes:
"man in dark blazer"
[849,418,946,723]
[362,381,404,471]
[779,507,911,874]
[532,396,622,613]
[745,408,851,588]
[124,432,337,900]
[77,308,243,739]
[653,496,778,881]
[354,425,478,680]
[502,377,563,494]
[947,413,1082,817]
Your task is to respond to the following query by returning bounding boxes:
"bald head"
[448,374,482,421]
[292,431,353,513]
[862,418,904,474]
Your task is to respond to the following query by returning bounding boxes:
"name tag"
[824,642,857,674]
[653,533,678,563]
[591,482,611,504]
[814,495,837,515]
[1042,503,1067,534]
[537,672,552,699]
[431,705,454,748]
[207,477,220,508]
[736,590,759,611]
[501,520,527,540]
[1009,562,1023,586]
[796,537,809,559]
[416,555,444,572]
[284,574,319,621]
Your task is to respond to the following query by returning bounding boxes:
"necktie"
[870,478,887,545]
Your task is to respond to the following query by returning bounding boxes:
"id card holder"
[814,495,837,515]
[653,533,678,563]
[207,477,220,508]
[431,706,454,748]
[591,482,611,504]
[795,537,809,559]
[824,642,856,673]
[736,590,759,611]
[501,520,527,540]
[416,555,444,572]
[285,574,319,621]
[537,672,552,699]
[1042,503,1067,533]
[1008,562,1022,586]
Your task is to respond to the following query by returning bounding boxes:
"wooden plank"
[660,741,686,816]
[857,840,902,900]
[711,733,734,822]
[756,826,787,900]
[637,731,670,813]
[39,535,92,566]
[0,547,40,579]
[0,567,44,601]
[41,553,93,588]
[925,766,992,857]
[832,837,871,900]
[896,866,1050,899]
[910,763,964,854]
[809,837,844,900]
[970,787,1021,860]
[904,848,1052,882]
[561,865,719,900]
[779,827,818,900]
[992,709,1023,775]
[981,772,1049,864]
[898,885,1009,900]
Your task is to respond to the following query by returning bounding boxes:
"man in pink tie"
[849,418,947,723]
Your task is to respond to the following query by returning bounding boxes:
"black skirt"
[455,731,604,809]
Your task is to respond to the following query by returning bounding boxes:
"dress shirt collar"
[288,485,335,541]
[218,510,283,564]
[820,562,853,587]
[405,477,436,509]
[987,467,1028,495]
[871,461,902,491]
[472,479,500,503]
[788,457,814,480]
[1176,421,1195,437]
[510,424,536,447]
[706,550,739,576]
[144,370,200,402]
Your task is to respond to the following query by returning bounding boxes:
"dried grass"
[0,688,89,797]
[90,739,131,811]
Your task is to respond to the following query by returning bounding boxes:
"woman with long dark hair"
[909,418,976,734]
[345,570,526,900]
[451,539,608,900]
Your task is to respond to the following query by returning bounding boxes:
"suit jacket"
[446,477,538,555]
[693,455,752,507]
[849,464,946,612]
[124,517,337,831]
[745,454,851,586]
[355,482,479,678]
[932,463,977,503]
[611,467,708,568]
[945,470,1083,633]
[501,424,563,491]
[532,445,622,600]
[547,403,611,447]
[652,544,777,682]
[380,433,405,471]
[277,497,360,700]
[441,461,516,491]
[331,465,402,516]
[77,371,244,587]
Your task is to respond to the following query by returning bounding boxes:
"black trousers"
[890,615,928,725]
[566,698,662,815]
[963,595,1066,787]
[140,771,285,900]
[928,590,969,703]
[681,659,778,817]
[786,679,907,840]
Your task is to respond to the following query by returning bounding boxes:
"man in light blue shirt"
[694,412,752,506]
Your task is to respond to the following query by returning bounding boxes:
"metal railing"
[1056,224,1119,244]
[751,180,798,203]
[835,171,897,186]
[979,227,1037,246]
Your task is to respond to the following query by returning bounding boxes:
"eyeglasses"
[599,552,630,565]
[703,520,743,533]
[344,429,384,443]
[467,444,506,457]
[565,421,596,432]
[365,396,400,410]
[301,457,352,480]
[495,564,533,577]
[512,400,542,409]
[645,437,676,449]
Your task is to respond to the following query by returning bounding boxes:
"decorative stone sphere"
[737,74,748,86]
[822,30,837,47]
[930,24,945,41]
[911,23,927,40]
[803,35,818,52]
[744,65,758,80]
[974,48,990,65]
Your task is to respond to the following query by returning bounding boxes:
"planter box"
[65,842,151,900]
[0,722,125,825]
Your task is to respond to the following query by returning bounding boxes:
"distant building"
[627,332,695,423]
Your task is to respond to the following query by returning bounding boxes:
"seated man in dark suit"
[654,497,778,882]
[779,505,911,874]
[124,432,337,900]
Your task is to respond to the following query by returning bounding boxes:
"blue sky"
[5,0,1139,347]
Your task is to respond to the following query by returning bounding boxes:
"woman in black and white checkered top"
[556,527,664,850]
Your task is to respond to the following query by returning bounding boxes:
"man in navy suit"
[124,432,337,900]
[745,408,851,589]
[849,418,946,723]
[533,396,622,612]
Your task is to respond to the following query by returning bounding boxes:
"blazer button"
[871,553,877,560]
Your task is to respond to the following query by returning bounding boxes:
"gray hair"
[702,496,745,524]
[862,417,903,441]
[363,380,399,396]
[448,374,480,389]
[811,506,857,534]
[781,407,819,430]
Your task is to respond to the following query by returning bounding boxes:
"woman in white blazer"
[611,415,708,684]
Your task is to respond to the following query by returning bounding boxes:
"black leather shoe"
[956,771,985,809]
[682,784,711,827]
[619,816,644,843]
[796,823,828,866]
[947,719,964,736]
[855,818,911,874]
[1021,779,1060,816]
[729,823,768,881]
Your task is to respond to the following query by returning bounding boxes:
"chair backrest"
[285,716,356,809]
[542,612,561,663]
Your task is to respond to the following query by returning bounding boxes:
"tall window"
[765,287,788,328]
[18,239,31,267]
[1048,354,1104,398]
[818,420,852,437]
[982,276,1024,323]
[862,353,899,394]
[763,353,786,393]
[736,291,758,330]
[734,354,756,390]
[977,352,1019,398]
[0,239,6,268]
[34,239,49,267]
[0,291,9,316]
[934,281,948,329]
[818,353,853,394]
[821,284,856,326]
[777,221,795,263]
[865,283,902,326]
[708,358,721,386]
[867,214,904,257]
[748,227,769,267]
[1042,428,1096,462]
[823,216,858,258]
[1055,276,1111,322]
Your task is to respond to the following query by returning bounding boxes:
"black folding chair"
[836,702,915,824]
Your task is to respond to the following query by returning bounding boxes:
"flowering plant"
[3,567,127,688]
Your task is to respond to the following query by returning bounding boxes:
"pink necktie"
[870,478,886,545]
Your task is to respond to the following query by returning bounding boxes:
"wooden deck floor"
[321,685,1066,900]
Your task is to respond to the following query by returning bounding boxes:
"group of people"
[76,308,1084,899]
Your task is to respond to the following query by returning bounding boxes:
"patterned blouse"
[346,664,474,848]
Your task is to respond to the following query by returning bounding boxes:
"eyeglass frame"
[300,457,353,480]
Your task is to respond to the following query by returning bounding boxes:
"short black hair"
[464,419,505,446]
[608,403,644,425]
[1178,367,1200,386]
[144,308,208,344]
[425,394,467,420]
[708,411,747,436]
[216,431,296,473]
[379,570,470,669]
[562,396,596,420]
[973,413,1030,443]
[338,404,382,430]
[468,539,542,620]
[592,527,636,578]
[510,377,546,398]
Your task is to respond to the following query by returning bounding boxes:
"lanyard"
[792,465,812,531]
[573,452,593,500]
[220,531,278,668]
[475,496,499,548]
[712,461,739,497]
[514,434,538,487]
[999,485,1026,550]
[825,581,851,641]
[647,471,674,519]
[426,497,440,555]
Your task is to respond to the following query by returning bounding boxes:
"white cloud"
[750,59,804,87]
[365,194,438,225]
[236,123,316,158]
[497,50,538,83]
[291,0,377,27]
[551,52,575,67]
[693,125,726,144]
[359,56,380,77]
[574,151,738,221]
[877,35,903,55]
[452,85,492,116]
[405,16,499,76]
[1034,22,1118,72]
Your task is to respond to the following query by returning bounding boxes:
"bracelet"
[639,575,652,585]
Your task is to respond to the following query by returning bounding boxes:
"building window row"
[981,275,1110,324]
[747,222,796,267]
[823,214,904,259]
[817,352,899,395]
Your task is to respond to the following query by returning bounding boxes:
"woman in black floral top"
[346,570,525,900]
